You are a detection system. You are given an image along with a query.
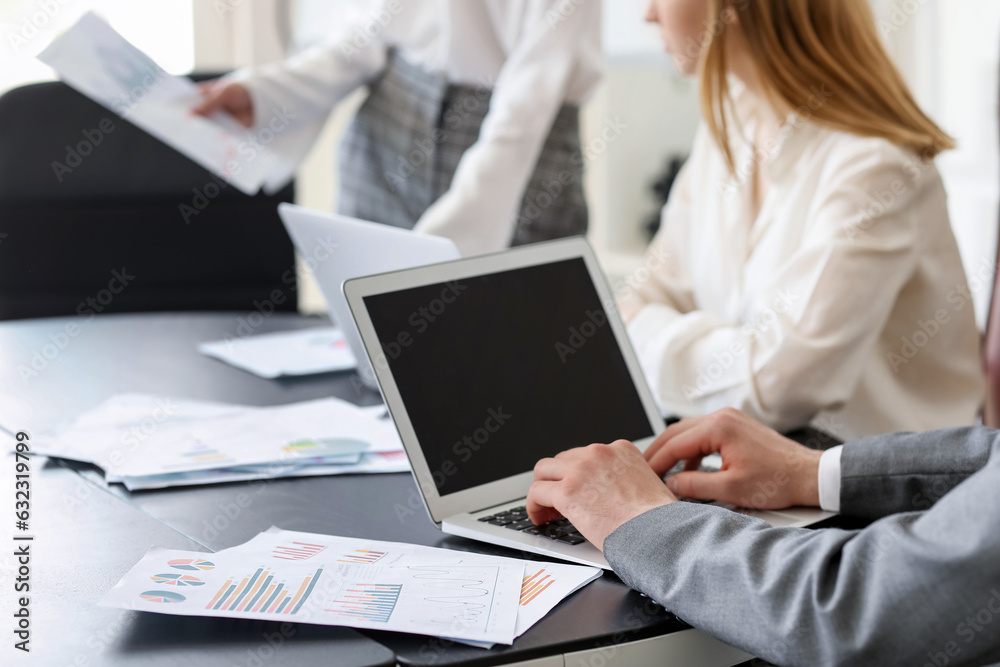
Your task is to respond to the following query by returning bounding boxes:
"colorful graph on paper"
[406,564,503,633]
[161,442,235,470]
[520,568,556,606]
[272,541,328,561]
[326,583,402,623]
[102,541,533,645]
[168,558,215,571]
[338,549,387,564]
[140,590,186,603]
[151,573,205,587]
[204,567,323,615]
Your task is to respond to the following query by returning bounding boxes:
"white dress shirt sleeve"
[224,4,390,191]
[625,133,930,433]
[817,445,843,512]
[412,0,602,256]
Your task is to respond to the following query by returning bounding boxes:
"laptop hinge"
[471,496,527,515]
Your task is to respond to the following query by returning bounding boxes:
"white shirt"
[622,92,984,441]
[818,446,843,512]
[232,0,602,256]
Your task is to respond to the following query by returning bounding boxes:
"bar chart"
[204,567,323,615]
[272,541,328,561]
[337,548,387,564]
[520,568,556,606]
[326,583,402,623]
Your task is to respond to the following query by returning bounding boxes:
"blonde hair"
[700,0,954,172]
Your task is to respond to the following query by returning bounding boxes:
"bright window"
[0,0,194,94]
[873,0,1000,327]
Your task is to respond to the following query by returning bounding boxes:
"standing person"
[618,0,983,440]
[194,0,602,257]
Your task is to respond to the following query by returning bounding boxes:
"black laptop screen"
[362,257,655,496]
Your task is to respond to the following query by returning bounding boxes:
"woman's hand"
[645,408,823,509]
[526,440,677,550]
[191,80,255,128]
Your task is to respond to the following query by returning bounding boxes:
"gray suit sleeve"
[839,426,997,520]
[604,455,1000,666]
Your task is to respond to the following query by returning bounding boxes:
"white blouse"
[232,0,602,256]
[622,95,984,441]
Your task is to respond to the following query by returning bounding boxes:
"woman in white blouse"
[194,0,601,257]
[621,0,984,440]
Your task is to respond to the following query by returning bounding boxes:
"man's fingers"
[664,470,730,501]
[682,456,703,472]
[532,456,565,482]
[526,480,562,525]
[643,417,700,463]
[646,422,719,476]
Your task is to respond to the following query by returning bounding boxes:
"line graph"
[405,565,500,630]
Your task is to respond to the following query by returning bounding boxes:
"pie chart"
[168,558,215,571]
[140,590,186,604]
[151,573,205,586]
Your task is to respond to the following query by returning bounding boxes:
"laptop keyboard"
[477,506,587,545]
[474,456,725,546]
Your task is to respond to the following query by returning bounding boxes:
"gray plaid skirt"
[337,50,588,246]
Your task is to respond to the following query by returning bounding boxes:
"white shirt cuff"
[817,445,843,513]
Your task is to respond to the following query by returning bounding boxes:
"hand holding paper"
[37,12,295,194]
[191,79,255,128]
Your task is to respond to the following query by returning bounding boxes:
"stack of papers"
[101,527,602,647]
[38,12,293,194]
[198,327,357,378]
[34,394,408,490]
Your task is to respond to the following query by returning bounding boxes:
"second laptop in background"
[278,203,462,388]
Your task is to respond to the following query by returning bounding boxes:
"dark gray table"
[0,313,751,666]
[0,455,394,667]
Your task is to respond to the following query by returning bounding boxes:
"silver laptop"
[278,203,462,388]
[344,238,832,569]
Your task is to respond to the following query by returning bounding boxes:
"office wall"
[5,1,997,323]
[933,1,1000,329]
[870,0,1000,328]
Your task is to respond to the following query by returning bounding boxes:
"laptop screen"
[363,257,655,496]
